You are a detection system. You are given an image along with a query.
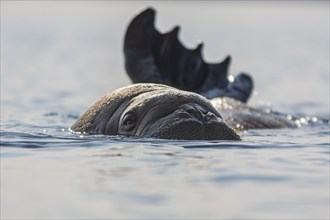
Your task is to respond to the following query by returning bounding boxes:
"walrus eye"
[122,112,137,132]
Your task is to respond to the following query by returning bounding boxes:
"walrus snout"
[143,103,241,141]
[182,103,219,125]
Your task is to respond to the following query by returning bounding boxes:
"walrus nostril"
[202,112,210,124]
[196,110,214,124]
[181,103,220,124]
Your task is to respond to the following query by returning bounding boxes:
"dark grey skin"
[71,8,297,140]
[211,97,295,130]
[71,84,241,140]
[124,7,253,103]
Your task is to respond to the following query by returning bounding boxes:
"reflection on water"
[1,1,329,219]
[1,124,329,219]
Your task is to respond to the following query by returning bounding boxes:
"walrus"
[70,8,296,140]
[70,83,241,140]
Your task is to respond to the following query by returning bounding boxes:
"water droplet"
[295,120,301,127]
[299,118,307,124]
[228,75,234,83]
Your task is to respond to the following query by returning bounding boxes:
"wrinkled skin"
[71,84,241,140]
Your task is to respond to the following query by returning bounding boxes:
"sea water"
[1,2,329,219]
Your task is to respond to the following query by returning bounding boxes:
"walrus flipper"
[124,7,253,103]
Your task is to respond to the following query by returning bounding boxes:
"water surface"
[1,2,329,219]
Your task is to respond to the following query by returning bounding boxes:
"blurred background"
[1,1,329,118]
[1,2,329,219]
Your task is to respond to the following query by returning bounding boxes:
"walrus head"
[71,84,241,140]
